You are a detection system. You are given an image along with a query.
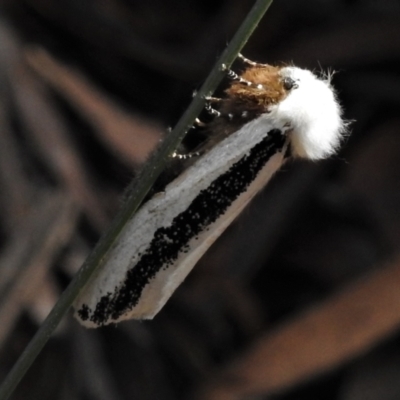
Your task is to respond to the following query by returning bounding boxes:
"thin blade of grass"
[0,1,274,398]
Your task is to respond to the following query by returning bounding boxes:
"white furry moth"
[74,56,345,328]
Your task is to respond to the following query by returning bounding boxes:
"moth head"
[275,66,346,160]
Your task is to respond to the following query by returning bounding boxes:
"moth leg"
[204,101,236,122]
[204,102,221,117]
[193,118,206,128]
[205,96,222,104]
[237,53,267,67]
[221,63,264,90]
[172,150,203,160]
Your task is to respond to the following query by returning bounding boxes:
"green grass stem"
[0,1,273,398]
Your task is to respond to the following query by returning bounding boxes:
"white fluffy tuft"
[273,66,345,160]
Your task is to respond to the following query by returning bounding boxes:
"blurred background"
[1,0,400,399]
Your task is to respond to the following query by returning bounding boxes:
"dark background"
[1,0,400,399]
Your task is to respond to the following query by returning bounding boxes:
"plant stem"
[0,1,273,398]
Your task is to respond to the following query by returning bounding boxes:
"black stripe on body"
[78,129,286,324]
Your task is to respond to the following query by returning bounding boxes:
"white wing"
[74,116,289,327]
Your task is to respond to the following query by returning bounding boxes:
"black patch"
[282,77,297,91]
[78,129,286,324]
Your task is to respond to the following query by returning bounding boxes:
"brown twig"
[10,62,109,231]
[0,191,78,346]
[194,256,400,399]
[25,48,162,166]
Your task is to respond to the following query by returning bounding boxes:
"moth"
[74,55,346,328]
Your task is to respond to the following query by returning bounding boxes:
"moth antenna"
[224,66,264,90]
[237,53,266,67]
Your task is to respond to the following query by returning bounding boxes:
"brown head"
[206,64,291,143]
